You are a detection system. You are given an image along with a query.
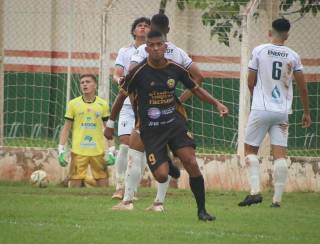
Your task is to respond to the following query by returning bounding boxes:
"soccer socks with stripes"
[246,154,261,195]
[123,149,144,202]
[273,158,288,203]
[154,175,172,204]
[189,175,206,212]
[115,144,129,190]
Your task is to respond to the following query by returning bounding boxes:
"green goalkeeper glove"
[58,145,68,167]
[105,146,116,166]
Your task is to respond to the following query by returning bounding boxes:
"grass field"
[0,182,319,243]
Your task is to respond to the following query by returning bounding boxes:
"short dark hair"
[151,13,169,33]
[147,30,165,41]
[131,17,150,38]
[80,74,97,83]
[272,18,291,32]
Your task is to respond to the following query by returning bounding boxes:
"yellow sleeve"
[64,101,74,120]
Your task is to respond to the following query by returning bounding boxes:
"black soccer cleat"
[238,194,263,207]
[270,202,281,208]
[168,159,180,179]
[198,209,216,221]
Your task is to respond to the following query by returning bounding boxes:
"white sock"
[115,144,129,190]
[123,149,144,202]
[273,158,288,203]
[154,175,171,204]
[246,154,260,195]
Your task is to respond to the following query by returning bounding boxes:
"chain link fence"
[0,0,319,156]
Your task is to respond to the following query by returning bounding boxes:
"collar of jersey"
[147,58,169,69]
[82,96,96,104]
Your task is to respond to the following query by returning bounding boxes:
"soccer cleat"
[145,203,165,212]
[238,194,263,207]
[168,159,180,179]
[111,201,134,211]
[270,202,281,208]
[198,209,216,221]
[111,189,124,200]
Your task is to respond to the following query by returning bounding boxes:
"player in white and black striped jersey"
[238,18,311,208]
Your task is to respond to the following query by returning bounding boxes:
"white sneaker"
[146,203,165,212]
[112,201,134,211]
[111,189,124,200]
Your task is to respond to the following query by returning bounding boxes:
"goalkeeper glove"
[105,146,116,166]
[57,144,68,167]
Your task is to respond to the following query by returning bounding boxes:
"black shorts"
[140,114,196,173]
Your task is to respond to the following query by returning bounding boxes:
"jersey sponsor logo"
[167,78,175,88]
[166,48,174,54]
[161,106,175,115]
[147,107,161,119]
[80,122,97,129]
[271,85,282,104]
[147,118,175,127]
[268,50,288,58]
[121,120,128,127]
[80,135,97,148]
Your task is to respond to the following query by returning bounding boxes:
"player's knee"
[245,154,259,167]
[154,174,168,183]
[274,158,288,176]
[153,170,168,183]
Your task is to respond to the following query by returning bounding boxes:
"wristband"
[58,144,65,154]
[106,119,115,128]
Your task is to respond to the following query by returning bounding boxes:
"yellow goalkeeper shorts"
[69,153,107,180]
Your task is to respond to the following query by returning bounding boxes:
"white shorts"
[117,104,135,136]
[244,110,289,147]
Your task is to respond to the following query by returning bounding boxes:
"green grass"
[0,182,319,243]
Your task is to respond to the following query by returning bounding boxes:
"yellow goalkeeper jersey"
[65,96,110,156]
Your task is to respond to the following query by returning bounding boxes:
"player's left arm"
[180,68,228,117]
[191,86,229,117]
[179,63,204,103]
[293,71,311,128]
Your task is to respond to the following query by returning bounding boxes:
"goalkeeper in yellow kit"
[58,74,111,187]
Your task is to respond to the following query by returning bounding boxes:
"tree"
[160,0,320,46]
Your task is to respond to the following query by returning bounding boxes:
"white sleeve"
[130,45,147,64]
[115,48,125,68]
[293,53,303,72]
[248,47,259,71]
[177,47,192,69]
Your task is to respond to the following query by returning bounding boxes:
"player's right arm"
[104,76,132,140]
[57,101,75,166]
[247,70,257,96]
[247,47,259,96]
[58,119,72,167]
[113,48,125,83]
[293,71,311,128]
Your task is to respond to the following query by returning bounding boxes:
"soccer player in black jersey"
[105,30,228,221]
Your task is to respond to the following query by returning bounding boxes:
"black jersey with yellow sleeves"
[119,58,197,130]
